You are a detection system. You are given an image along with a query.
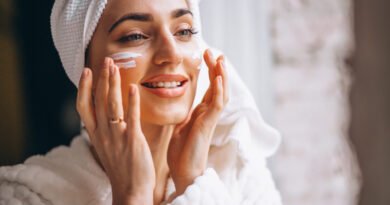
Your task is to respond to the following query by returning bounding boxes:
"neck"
[141,122,173,177]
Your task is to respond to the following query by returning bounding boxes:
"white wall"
[270,0,361,204]
[199,0,274,122]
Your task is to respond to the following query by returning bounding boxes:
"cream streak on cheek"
[192,50,202,61]
[193,49,204,70]
[182,48,203,70]
[110,52,142,69]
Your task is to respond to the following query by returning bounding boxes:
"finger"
[203,51,225,104]
[108,64,126,135]
[204,49,217,85]
[173,105,203,138]
[209,75,224,117]
[201,87,212,104]
[77,68,96,137]
[94,58,111,129]
[217,58,229,104]
[202,50,217,104]
[214,55,224,76]
[126,84,142,135]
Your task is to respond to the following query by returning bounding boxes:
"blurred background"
[0,0,389,205]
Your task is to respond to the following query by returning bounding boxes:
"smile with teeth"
[142,81,187,89]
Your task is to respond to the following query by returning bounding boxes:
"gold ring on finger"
[109,117,124,124]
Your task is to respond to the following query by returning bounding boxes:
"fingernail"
[82,68,89,79]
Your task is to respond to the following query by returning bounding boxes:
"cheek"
[179,36,204,69]
[119,68,142,84]
[117,52,148,86]
[119,67,144,117]
[182,49,203,71]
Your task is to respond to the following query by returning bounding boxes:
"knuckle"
[90,125,98,135]
[101,68,109,78]
[129,112,139,122]
[213,101,224,112]
[108,101,117,112]
[127,125,141,137]
[101,138,110,148]
[76,100,86,113]
[127,122,137,133]
[86,129,96,141]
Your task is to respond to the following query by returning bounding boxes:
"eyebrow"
[172,8,193,18]
[108,8,193,33]
[109,13,152,33]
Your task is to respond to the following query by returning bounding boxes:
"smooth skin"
[76,0,229,204]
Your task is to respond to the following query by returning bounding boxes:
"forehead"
[103,0,189,20]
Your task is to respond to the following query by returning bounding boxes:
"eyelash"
[175,28,199,37]
[118,33,147,43]
[118,28,199,43]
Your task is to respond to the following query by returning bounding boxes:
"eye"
[176,28,197,36]
[175,28,198,41]
[118,33,148,43]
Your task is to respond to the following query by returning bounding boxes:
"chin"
[141,103,191,126]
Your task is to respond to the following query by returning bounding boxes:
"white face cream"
[181,48,203,70]
[110,52,142,69]
[192,49,204,70]
[191,50,202,61]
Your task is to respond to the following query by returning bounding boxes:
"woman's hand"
[76,58,155,205]
[167,49,229,195]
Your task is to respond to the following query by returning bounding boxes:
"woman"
[0,0,282,204]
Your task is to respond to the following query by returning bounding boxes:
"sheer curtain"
[199,1,361,205]
[199,0,274,122]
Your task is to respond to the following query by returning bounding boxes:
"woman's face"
[87,0,202,125]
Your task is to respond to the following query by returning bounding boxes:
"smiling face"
[87,0,202,126]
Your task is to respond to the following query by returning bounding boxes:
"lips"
[142,74,188,83]
[140,74,189,98]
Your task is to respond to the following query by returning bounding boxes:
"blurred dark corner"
[0,1,79,166]
[350,0,390,205]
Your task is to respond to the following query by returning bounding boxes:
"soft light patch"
[183,48,203,70]
[111,52,142,69]
[192,49,202,61]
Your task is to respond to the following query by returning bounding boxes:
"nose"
[152,29,183,67]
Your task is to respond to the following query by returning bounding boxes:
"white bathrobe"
[0,132,281,205]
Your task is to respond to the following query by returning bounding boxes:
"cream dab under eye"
[192,49,202,60]
[182,48,203,70]
[110,51,142,69]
